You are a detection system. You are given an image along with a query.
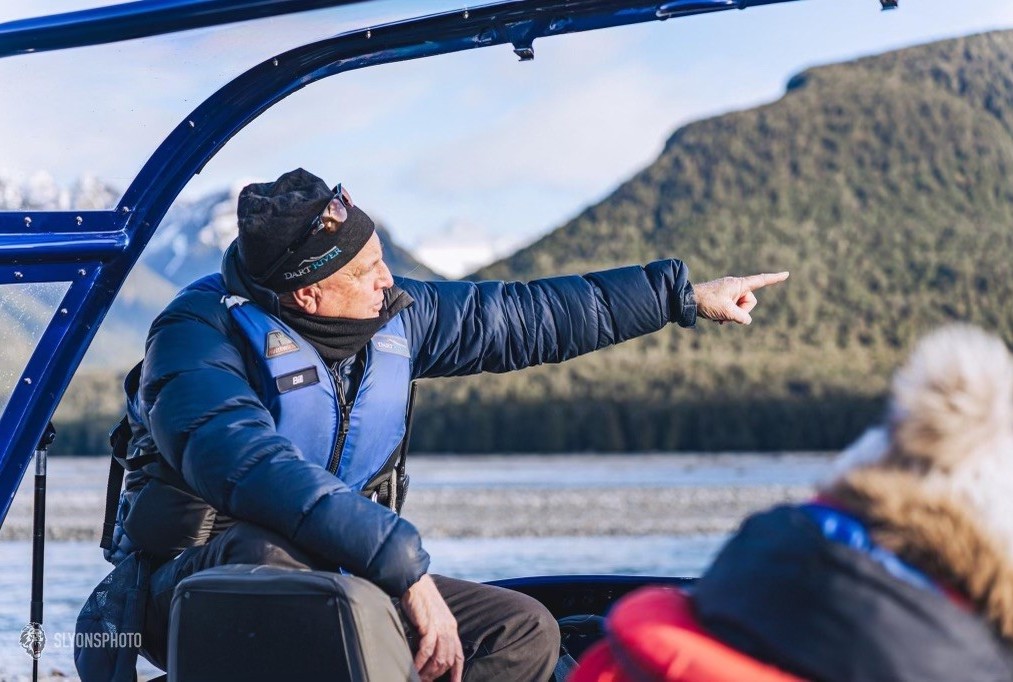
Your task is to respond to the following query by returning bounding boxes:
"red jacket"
[570,586,801,682]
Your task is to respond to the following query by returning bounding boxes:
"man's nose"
[378,261,394,288]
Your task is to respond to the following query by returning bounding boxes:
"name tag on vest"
[371,334,410,358]
[276,367,320,394]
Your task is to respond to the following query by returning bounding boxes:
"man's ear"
[289,284,320,314]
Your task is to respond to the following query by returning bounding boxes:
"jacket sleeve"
[139,293,429,597]
[398,259,696,379]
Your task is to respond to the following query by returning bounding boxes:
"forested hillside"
[411,30,1013,452]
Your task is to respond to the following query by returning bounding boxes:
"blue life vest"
[800,502,941,594]
[190,274,412,492]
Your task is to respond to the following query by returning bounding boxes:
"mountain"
[409,30,1013,452]
[0,170,121,211]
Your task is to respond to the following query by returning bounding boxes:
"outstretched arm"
[398,259,696,379]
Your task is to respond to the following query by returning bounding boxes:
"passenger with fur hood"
[573,324,1013,682]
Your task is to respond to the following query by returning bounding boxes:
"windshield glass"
[0,282,71,414]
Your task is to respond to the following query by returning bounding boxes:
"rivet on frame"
[76,216,84,226]
[272,58,279,66]
[188,120,195,128]
[23,378,32,385]
[60,308,68,315]
[24,216,31,227]
[366,29,372,39]
[121,206,131,214]
[463,9,469,19]
[78,269,87,277]
[14,271,24,280]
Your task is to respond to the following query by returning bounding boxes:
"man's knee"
[503,591,561,661]
[529,599,562,657]
[216,522,318,569]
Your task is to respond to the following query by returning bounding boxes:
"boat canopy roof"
[0,0,813,524]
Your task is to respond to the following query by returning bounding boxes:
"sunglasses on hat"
[256,184,354,283]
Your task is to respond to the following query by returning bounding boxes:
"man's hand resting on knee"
[402,574,465,682]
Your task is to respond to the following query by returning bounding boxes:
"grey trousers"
[142,522,560,681]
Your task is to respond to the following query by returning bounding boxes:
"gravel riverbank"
[1,484,814,540]
[1,454,828,541]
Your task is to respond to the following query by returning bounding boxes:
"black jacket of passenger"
[692,506,1013,682]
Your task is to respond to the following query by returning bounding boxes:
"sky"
[2,0,1013,274]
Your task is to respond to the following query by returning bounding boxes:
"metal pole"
[21,422,55,681]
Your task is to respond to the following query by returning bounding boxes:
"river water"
[0,453,833,680]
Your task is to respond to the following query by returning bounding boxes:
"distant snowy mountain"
[0,170,120,211]
[411,219,521,278]
[1,174,443,376]
[144,185,240,287]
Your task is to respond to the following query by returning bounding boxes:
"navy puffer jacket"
[136,244,695,597]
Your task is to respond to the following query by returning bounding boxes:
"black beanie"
[236,168,375,292]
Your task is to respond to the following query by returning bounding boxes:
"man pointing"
[119,168,788,680]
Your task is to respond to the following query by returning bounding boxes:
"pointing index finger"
[741,271,789,291]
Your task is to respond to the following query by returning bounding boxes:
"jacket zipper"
[326,366,351,475]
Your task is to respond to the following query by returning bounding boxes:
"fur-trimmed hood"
[828,467,1013,641]
[824,324,1013,641]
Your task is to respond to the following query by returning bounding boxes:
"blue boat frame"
[0,0,373,57]
[0,0,807,526]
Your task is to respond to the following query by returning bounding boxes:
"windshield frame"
[0,0,373,57]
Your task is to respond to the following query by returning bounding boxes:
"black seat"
[168,565,417,681]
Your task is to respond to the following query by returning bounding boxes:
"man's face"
[305,232,394,319]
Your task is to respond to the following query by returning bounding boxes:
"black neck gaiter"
[277,286,412,365]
